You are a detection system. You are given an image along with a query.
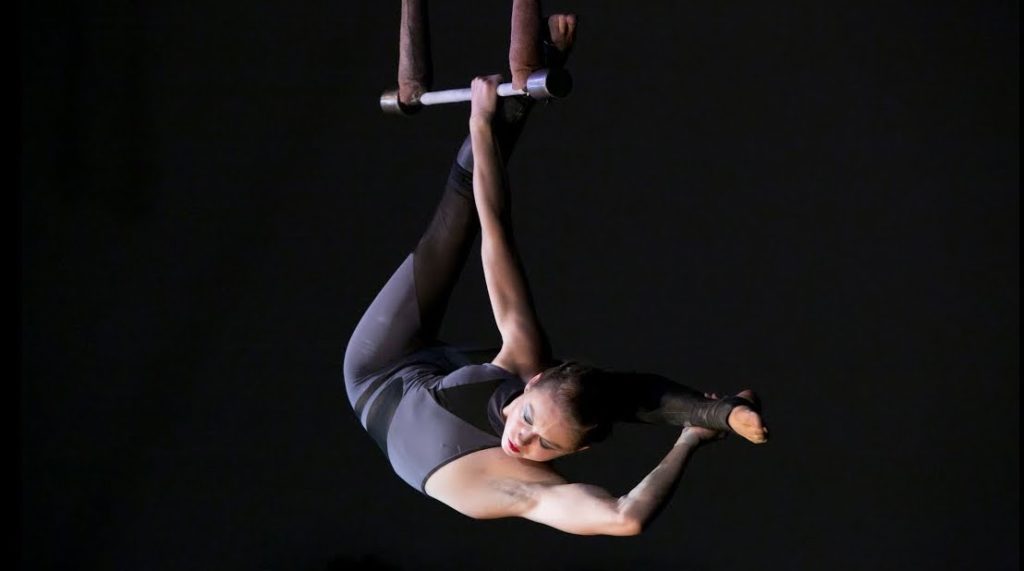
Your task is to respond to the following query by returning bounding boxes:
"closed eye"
[524,406,555,450]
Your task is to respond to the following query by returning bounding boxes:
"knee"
[342,338,367,393]
[447,158,474,200]
[455,135,473,172]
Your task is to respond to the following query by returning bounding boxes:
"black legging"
[343,96,750,432]
[343,97,534,402]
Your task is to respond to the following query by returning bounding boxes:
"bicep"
[449,479,634,536]
[429,464,563,521]
[431,462,636,536]
[518,483,639,536]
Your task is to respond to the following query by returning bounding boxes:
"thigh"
[343,253,425,388]
[345,167,479,387]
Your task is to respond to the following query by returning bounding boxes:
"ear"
[523,372,543,392]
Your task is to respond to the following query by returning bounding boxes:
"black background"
[20,1,1018,569]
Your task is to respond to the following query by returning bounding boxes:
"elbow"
[456,505,501,522]
[607,499,644,536]
[620,515,644,537]
[605,514,643,537]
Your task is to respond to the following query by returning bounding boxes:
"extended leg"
[346,103,536,382]
[345,0,577,388]
[612,373,769,444]
[412,0,578,337]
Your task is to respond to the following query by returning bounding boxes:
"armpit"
[488,478,537,505]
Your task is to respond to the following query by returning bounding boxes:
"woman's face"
[500,385,586,462]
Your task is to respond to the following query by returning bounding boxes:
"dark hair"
[533,360,616,447]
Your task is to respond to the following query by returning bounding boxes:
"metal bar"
[380,68,571,115]
[419,82,526,106]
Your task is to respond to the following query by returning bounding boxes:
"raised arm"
[469,76,552,379]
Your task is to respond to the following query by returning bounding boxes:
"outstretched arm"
[435,427,715,535]
[520,428,712,535]
[469,76,552,379]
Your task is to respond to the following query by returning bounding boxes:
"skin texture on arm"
[427,429,714,536]
[469,76,552,379]
[613,429,708,531]
[425,448,638,536]
[518,429,711,535]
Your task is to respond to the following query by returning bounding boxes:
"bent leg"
[612,373,768,443]
[343,253,421,387]
[345,0,562,390]
[345,106,535,388]
[411,161,481,341]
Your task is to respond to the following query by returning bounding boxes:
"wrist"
[675,433,701,449]
[469,115,493,130]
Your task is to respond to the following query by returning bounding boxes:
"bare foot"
[547,14,577,56]
[728,389,769,444]
[510,10,578,90]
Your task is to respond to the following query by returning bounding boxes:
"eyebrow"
[525,404,567,451]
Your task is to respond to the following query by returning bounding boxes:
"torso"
[352,347,536,493]
[423,357,566,515]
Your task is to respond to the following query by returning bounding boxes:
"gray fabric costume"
[342,97,757,494]
[347,344,523,492]
[343,98,534,494]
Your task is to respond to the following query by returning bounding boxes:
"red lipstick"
[508,439,520,453]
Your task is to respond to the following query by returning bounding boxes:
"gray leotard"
[347,346,525,493]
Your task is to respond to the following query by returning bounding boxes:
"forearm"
[470,118,508,231]
[615,433,701,531]
[469,119,544,345]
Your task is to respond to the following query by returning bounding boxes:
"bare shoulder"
[491,349,558,384]
[425,448,565,519]
[490,349,543,383]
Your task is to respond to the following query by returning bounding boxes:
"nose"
[516,430,535,447]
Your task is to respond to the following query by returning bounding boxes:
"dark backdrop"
[20,1,1019,569]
